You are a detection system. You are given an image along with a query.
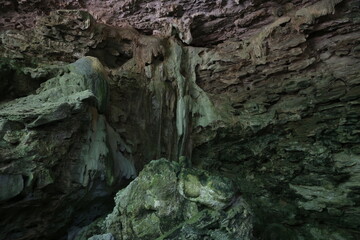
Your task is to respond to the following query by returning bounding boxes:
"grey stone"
[88,233,114,240]
[0,174,23,201]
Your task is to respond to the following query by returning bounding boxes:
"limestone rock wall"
[190,0,360,238]
[0,0,359,239]
[0,56,136,239]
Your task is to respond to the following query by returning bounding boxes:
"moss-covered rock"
[85,159,253,240]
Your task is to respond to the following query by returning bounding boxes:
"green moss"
[132,213,161,239]
[155,210,205,240]
[182,174,201,198]
[101,159,253,240]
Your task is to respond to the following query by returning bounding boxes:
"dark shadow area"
[86,38,133,69]
[0,60,48,102]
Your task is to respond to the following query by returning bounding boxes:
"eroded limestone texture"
[77,159,253,240]
[0,56,136,239]
[0,0,360,239]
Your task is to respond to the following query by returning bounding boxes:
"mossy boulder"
[85,159,253,240]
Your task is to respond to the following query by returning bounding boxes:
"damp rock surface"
[0,0,359,239]
[0,56,135,240]
[0,174,24,201]
[81,159,253,240]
